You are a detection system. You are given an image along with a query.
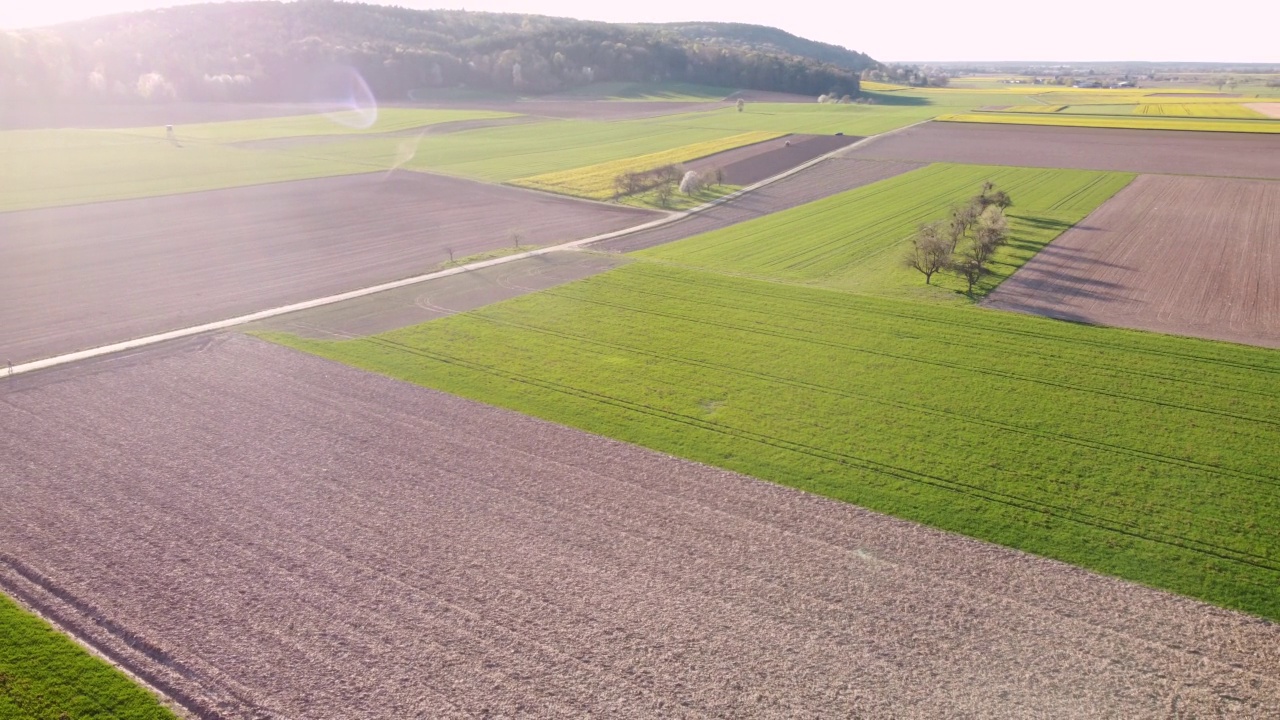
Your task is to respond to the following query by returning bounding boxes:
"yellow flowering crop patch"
[510,131,784,200]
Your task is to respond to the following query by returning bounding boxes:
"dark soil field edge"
[1,335,1277,718]
[846,121,1280,180]
[985,174,1280,349]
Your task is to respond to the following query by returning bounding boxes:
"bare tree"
[714,167,725,186]
[903,222,952,285]
[947,201,980,252]
[952,254,984,294]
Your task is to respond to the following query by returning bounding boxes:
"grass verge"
[0,592,177,719]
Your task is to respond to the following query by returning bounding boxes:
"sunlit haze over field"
[2,0,1276,63]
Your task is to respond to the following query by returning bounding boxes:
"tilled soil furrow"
[1,335,1278,718]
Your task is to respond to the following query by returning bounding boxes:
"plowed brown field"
[986,174,1280,347]
[847,121,1280,179]
[685,133,858,186]
[2,336,1278,719]
[0,171,657,365]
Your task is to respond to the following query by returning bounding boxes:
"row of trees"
[860,64,950,87]
[613,165,726,208]
[0,2,866,104]
[903,183,1013,293]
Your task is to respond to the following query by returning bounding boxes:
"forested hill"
[650,22,875,72]
[0,1,874,104]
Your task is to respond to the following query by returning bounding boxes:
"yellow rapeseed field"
[511,131,783,200]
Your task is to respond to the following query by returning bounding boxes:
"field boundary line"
[5,121,931,379]
[2,122,931,376]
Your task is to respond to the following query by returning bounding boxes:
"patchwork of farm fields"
[848,122,1280,179]
[270,263,1280,620]
[0,171,656,365]
[987,174,1280,348]
[510,130,782,200]
[3,335,1279,718]
[639,162,1132,296]
[9,85,1280,717]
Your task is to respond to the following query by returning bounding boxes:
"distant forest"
[0,1,875,104]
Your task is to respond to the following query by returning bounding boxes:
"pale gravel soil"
[2,335,1279,719]
[985,174,1280,348]
[1247,103,1280,119]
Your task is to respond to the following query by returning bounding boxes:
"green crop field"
[267,262,1280,620]
[300,117,758,182]
[0,108,528,211]
[650,103,946,136]
[0,593,176,719]
[0,129,385,212]
[639,163,1133,298]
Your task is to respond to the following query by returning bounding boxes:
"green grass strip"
[639,162,1134,299]
[0,592,176,719]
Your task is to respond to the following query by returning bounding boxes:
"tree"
[952,254,984,294]
[679,170,703,195]
[736,98,745,112]
[947,201,980,252]
[903,222,952,285]
[654,179,675,208]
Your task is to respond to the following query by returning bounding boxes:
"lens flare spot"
[310,65,378,129]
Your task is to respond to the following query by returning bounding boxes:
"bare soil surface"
[1248,103,1280,119]
[986,174,1280,348]
[2,334,1278,719]
[846,121,1280,179]
[0,171,657,365]
[254,250,629,338]
[686,134,860,186]
[594,157,924,253]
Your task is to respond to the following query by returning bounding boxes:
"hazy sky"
[2,0,1277,63]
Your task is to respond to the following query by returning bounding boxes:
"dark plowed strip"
[846,121,1280,179]
[985,174,1280,348]
[0,172,658,365]
[685,134,860,186]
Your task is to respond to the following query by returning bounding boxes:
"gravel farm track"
[2,335,1278,719]
[846,122,1280,179]
[985,174,1280,348]
[0,171,657,365]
